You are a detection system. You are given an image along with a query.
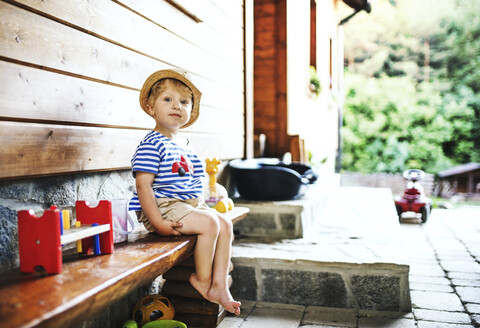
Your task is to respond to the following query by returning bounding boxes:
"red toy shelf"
[18,200,114,274]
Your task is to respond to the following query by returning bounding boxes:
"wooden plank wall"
[0,0,247,179]
[253,0,288,158]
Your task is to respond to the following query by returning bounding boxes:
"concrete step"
[230,256,411,312]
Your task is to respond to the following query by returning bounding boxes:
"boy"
[128,69,241,315]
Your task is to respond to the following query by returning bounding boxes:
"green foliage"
[341,0,480,173]
[342,73,457,173]
[309,66,321,96]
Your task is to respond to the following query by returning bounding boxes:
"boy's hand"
[156,220,184,236]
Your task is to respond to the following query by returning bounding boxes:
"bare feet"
[207,284,241,315]
[189,273,211,301]
[190,273,241,315]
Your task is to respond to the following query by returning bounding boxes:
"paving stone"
[465,303,480,314]
[436,250,475,261]
[357,309,414,319]
[448,271,480,281]
[236,306,303,328]
[405,257,438,265]
[429,241,465,253]
[416,321,474,328]
[409,275,451,285]
[256,301,305,312]
[236,300,257,319]
[303,306,357,327]
[217,317,243,328]
[410,290,463,311]
[409,281,454,293]
[440,259,480,274]
[413,309,471,324]
[467,246,480,259]
[456,286,480,304]
[408,263,445,277]
[472,314,480,327]
[301,325,348,328]
[451,277,480,287]
[358,316,416,328]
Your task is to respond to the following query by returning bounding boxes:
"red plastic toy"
[18,206,63,274]
[76,200,114,255]
[18,200,114,274]
[394,169,432,223]
[172,154,194,177]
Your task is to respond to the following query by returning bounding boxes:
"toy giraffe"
[205,158,234,213]
[206,158,222,198]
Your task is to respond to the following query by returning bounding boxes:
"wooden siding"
[253,0,288,158]
[0,0,247,179]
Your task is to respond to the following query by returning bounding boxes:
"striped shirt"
[128,131,204,211]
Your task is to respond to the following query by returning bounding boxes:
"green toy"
[121,320,187,328]
[143,320,187,328]
[122,320,138,328]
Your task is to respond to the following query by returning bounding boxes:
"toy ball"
[133,295,175,326]
[122,320,138,328]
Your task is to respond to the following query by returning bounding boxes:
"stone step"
[230,257,411,313]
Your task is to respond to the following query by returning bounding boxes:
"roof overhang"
[437,163,480,178]
[343,0,370,11]
[340,0,371,25]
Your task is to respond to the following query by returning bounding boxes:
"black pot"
[228,158,317,201]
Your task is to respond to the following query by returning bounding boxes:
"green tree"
[432,2,480,162]
[342,73,458,173]
[341,0,480,173]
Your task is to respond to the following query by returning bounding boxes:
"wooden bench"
[0,207,249,328]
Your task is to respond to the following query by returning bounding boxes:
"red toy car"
[394,169,432,223]
[172,154,194,177]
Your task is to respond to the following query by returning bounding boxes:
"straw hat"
[139,69,202,129]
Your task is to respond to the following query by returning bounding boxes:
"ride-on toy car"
[394,169,432,223]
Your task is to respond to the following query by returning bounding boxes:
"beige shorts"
[136,197,211,233]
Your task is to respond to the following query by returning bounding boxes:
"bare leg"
[174,210,219,300]
[206,214,241,315]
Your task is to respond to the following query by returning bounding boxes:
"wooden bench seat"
[0,207,249,328]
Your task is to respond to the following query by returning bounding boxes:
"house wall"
[308,0,341,172]
[253,0,288,157]
[0,0,247,180]
[253,0,341,172]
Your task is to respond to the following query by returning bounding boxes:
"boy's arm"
[135,171,183,236]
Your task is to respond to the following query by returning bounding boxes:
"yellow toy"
[204,158,234,213]
[132,295,175,326]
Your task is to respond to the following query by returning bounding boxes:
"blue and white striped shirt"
[128,131,204,211]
